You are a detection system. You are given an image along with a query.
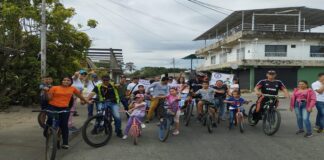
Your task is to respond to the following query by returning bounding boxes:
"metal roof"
[194,6,324,41]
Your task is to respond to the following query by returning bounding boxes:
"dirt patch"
[0,106,39,129]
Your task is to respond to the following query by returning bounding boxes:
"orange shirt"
[48,86,80,108]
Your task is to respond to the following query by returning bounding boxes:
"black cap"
[267,70,277,75]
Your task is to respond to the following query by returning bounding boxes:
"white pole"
[252,12,255,31]
[41,0,47,77]
[241,11,244,31]
[298,11,301,32]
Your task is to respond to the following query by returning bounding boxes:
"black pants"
[46,105,70,145]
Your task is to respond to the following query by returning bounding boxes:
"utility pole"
[40,0,47,78]
[172,58,176,77]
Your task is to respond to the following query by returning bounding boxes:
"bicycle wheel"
[206,115,213,133]
[45,128,57,160]
[263,109,281,136]
[130,124,140,145]
[82,115,112,148]
[185,103,194,126]
[158,118,170,142]
[248,104,259,126]
[38,112,47,129]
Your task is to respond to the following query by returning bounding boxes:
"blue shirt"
[226,97,245,110]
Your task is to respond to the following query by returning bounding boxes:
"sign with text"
[139,79,150,88]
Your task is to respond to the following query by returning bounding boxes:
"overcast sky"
[62,0,324,69]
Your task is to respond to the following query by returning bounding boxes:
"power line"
[173,0,217,21]
[105,0,200,32]
[93,2,165,40]
[189,0,233,12]
[187,0,231,15]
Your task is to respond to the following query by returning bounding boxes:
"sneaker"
[145,120,150,124]
[304,133,313,138]
[317,129,323,133]
[313,127,319,131]
[141,123,146,129]
[69,126,79,132]
[172,130,179,135]
[212,123,217,128]
[122,135,128,140]
[296,130,305,135]
[61,145,70,149]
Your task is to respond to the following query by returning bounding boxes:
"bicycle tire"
[248,104,259,126]
[82,115,112,148]
[159,118,170,142]
[206,115,213,133]
[263,109,281,136]
[38,112,47,129]
[185,103,194,126]
[130,124,140,145]
[46,128,57,160]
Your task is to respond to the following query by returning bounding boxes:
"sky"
[62,0,324,69]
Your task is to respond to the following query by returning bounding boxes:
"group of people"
[39,69,324,149]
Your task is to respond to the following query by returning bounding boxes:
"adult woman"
[46,76,89,149]
[178,77,189,107]
[290,80,316,138]
[229,79,240,95]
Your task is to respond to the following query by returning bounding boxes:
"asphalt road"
[0,94,323,160]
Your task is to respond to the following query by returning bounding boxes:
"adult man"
[254,70,289,120]
[88,75,123,138]
[187,72,205,93]
[312,73,324,133]
[84,73,102,118]
[213,80,228,121]
[118,75,129,113]
[126,77,141,99]
[145,77,170,122]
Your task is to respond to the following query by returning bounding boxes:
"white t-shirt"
[229,84,239,94]
[84,80,102,97]
[127,82,141,94]
[73,78,84,92]
[312,81,324,102]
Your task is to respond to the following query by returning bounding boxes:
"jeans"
[46,105,70,145]
[294,101,312,134]
[120,97,129,111]
[229,109,237,128]
[87,101,98,117]
[315,101,324,129]
[104,101,122,134]
[214,98,225,119]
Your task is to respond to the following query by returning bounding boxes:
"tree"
[0,0,97,107]
[125,62,136,73]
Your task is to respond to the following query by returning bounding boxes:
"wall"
[297,67,324,85]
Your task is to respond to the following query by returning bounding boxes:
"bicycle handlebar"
[32,110,73,114]
[262,94,286,99]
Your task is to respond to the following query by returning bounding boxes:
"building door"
[254,67,297,89]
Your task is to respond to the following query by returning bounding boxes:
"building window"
[265,45,287,57]
[291,45,296,48]
[310,46,324,57]
[236,47,245,61]
[211,55,216,64]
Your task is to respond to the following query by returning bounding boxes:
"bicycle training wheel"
[82,115,112,148]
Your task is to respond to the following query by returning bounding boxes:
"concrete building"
[194,6,324,90]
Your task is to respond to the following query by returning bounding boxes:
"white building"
[194,6,324,90]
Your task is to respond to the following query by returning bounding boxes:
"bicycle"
[231,107,245,133]
[182,94,195,127]
[32,109,70,160]
[200,100,217,133]
[82,100,113,148]
[125,111,142,145]
[248,94,284,136]
[158,100,178,142]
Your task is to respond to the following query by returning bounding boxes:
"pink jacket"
[290,88,316,110]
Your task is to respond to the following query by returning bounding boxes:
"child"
[195,81,217,127]
[123,94,147,140]
[166,87,182,135]
[39,76,53,109]
[224,90,248,129]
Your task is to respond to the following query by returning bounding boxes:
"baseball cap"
[79,69,87,75]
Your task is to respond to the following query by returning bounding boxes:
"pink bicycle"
[126,112,143,145]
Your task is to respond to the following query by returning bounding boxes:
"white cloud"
[62,0,324,68]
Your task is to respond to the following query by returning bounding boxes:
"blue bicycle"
[158,100,178,142]
[33,109,70,160]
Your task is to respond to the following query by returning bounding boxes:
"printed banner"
[139,79,150,88]
[210,72,234,86]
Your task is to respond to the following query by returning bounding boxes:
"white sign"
[139,79,150,88]
[210,72,234,86]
